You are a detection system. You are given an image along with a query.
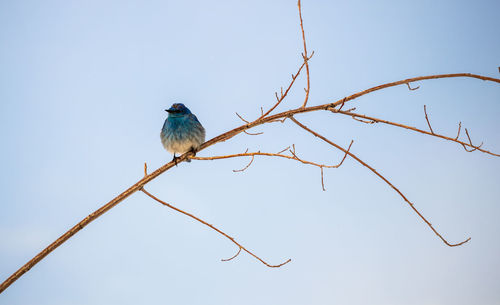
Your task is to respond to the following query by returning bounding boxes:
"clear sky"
[1,0,499,304]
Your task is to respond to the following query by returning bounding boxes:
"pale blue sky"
[1,0,499,304]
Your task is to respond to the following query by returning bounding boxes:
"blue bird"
[161,103,206,163]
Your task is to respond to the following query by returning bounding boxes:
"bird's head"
[165,103,192,117]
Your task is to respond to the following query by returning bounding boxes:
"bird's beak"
[165,109,171,113]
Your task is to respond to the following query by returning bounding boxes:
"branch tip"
[141,188,288,268]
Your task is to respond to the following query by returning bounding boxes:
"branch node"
[462,128,484,152]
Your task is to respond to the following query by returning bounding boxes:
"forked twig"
[289,116,471,247]
[2,73,498,296]
[193,147,351,170]
[462,128,483,152]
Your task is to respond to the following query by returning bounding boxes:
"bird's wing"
[189,113,202,124]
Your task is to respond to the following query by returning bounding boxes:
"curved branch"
[289,116,471,247]
[334,110,499,157]
[1,72,497,294]
[140,188,290,268]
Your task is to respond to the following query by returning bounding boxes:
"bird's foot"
[185,147,197,163]
[172,154,179,166]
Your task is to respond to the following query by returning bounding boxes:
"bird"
[161,103,206,164]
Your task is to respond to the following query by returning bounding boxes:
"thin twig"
[236,112,250,124]
[140,188,290,268]
[424,105,435,134]
[406,82,420,90]
[289,116,471,247]
[233,154,255,172]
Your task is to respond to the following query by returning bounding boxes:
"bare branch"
[289,116,471,247]
[141,188,291,268]
[424,105,435,134]
[333,110,500,157]
[198,142,352,191]
[193,148,351,170]
[3,72,498,294]
[258,62,306,120]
